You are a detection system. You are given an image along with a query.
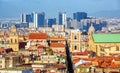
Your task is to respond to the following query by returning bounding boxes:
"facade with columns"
[7,25,19,51]
[70,29,81,52]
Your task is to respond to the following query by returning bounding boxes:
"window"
[74,36,77,40]
[15,39,17,43]
[74,45,77,50]
[11,39,13,43]
[7,40,9,43]
[0,60,2,63]
[116,46,119,51]
[100,48,104,52]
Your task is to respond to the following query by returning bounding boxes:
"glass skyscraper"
[59,12,67,28]
[73,12,87,21]
[31,12,45,28]
[37,12,45,27]
[21,14,32,23]
[59,12,67,25]
[47,18,56,27]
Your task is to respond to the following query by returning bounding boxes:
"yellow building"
[70,29,81,52]
[7,25,19,51]
[88,24,120,56]
[89,33,120,56]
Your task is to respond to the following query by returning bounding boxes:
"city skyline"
[0,0,120,19]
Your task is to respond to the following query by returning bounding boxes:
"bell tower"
[8,25,19,51]
[70,29,81,52]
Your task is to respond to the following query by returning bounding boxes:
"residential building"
[5,53,20,68]
[50,43,65,54]
[40,55,58,64]
[52,24,65,32]
[49,36,66,44]
[0,55,5,69]
[0,68,33,73]
[48,36,66,54]
[81,19,107,31]
[25,32,48,49]
[69,19,80,29]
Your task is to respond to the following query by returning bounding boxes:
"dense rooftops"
[29,33,47,40]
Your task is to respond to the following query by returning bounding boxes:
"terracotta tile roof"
[49,37,65,41]
[0,35,4,38]
[50,43,65,48]
[37,45,44,49]
[83,58,96,61]
[72,51,91,55]
[46,64,66,69]
[29,33,47,40]
[109,71,120,73]
[73,58,80,64]
[0,48,5,53]
[110,62,118,68]
[101,62,108,67]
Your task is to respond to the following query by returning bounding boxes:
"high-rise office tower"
[73,12,87,22]
[31,12,45,28]
[47,18,56,27]
[21,14,32,23]
[31,12,37,28]
[59,12,67,28]
[37,12,45,27]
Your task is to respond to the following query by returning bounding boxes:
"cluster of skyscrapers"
[20,11,87,28]
[0,11,109,32]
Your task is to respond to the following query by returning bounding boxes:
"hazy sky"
[0,0,120,18]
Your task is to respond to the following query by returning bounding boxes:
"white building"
[0,68,33,73]
[52,24,65,32]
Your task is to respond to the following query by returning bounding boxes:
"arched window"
[74,36,77,40]
[11,39,13,43]
[74,45,77,50]
[116,46,119,51]
[15,39,17,43]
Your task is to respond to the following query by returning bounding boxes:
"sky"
[0,0,120,19]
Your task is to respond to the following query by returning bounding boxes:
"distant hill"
[90,10,120,18]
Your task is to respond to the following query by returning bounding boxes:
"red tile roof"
[0,48,5,53]
[72,51,91,55]
[50,43,65,48]
[46,64,66,69]
[37,45,44,49]
[110,63,117,68]
[101,62,108,67]
[29,33,47,40]
[0,35,4,38]
[49,37,65,41]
